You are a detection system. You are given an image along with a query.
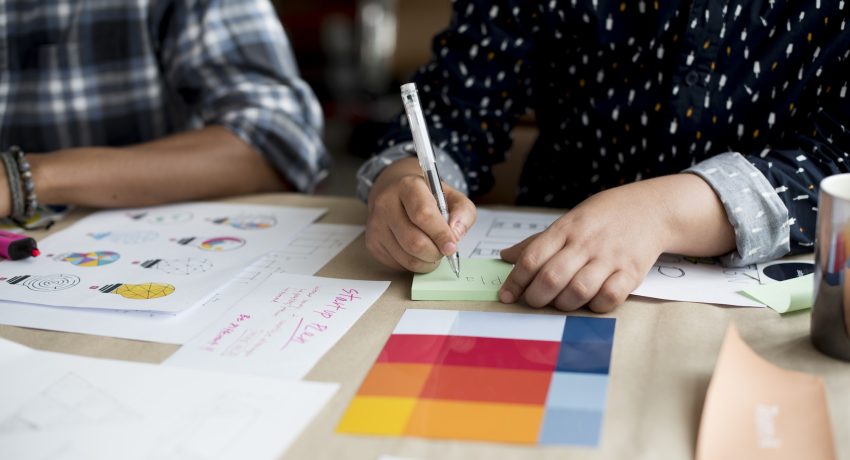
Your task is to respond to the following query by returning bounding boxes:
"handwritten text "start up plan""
[282,288,362,349]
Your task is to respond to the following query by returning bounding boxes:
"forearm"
[29,126,288,208]
[649,173,737,257]
[367,157,423,209]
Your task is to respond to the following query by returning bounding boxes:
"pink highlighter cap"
[0,230,39,260]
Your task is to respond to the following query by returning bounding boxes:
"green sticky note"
[411,259,514,301]
[740,274,814,314]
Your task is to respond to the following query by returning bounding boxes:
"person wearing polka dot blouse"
[357,0,850,312]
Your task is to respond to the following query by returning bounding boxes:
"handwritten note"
[165,273,390,379]
[411,259,513,301]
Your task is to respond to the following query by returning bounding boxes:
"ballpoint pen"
[400,82,461,278]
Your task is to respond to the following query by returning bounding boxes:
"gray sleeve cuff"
[685,152,790,266]
[355,142,469,202]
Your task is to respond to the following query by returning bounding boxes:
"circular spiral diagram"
[22,274,81,292]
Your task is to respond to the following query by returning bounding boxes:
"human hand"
[365,157,476,272]
[0,157,11,217]
[498,174,736,312]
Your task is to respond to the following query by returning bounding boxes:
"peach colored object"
[696,324,836,460]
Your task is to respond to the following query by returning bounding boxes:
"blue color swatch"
[541,316,615,446]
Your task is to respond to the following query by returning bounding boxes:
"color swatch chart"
[337,309,616,446]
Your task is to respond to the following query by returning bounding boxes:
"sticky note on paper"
[411,259,513,301]
[740,274,813,314]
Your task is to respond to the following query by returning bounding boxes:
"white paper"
[633,254,765,307]
[0,202,325,313]
[0,224,364,343]
[458,210,768,307]
[458,209,560,258]
[0,338,337,460]
[166,273,390,379]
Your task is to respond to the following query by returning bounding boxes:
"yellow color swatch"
[406,399,544,444]
[337,396,416,435]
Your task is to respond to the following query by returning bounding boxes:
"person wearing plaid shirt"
[0,0,329,217]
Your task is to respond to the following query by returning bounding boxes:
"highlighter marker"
[0,230,40,260]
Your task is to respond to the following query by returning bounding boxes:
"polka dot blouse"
[358,0,850,265]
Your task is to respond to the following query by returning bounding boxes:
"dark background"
[271,1,530,203]
[272,0,452,196]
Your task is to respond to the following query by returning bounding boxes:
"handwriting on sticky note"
[411,259,514,301]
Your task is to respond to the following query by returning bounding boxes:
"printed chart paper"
[0,224,363,343]
[338,309,616,446]
[0,338,338,460]
[696,324,836,460]
[411,259,513,300]
[633,255,765,307]
[457,209,815,308]
[458,209,559,259]
[0,202,325,313]
[166,273,390,379]
[635,257,815,307]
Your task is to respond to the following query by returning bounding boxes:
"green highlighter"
[411,259,514,301]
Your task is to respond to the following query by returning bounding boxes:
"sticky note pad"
[411,259,513,301]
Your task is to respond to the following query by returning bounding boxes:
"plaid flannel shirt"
[0,0,329,192]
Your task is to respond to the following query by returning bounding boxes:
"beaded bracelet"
[1,146,38,220]
[0,150,23,218]
[11,146,38,218]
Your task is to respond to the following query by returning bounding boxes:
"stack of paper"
[0,202,326,313]
[0,203,369,344]
[456,209,814,308]
[0,338,338,460]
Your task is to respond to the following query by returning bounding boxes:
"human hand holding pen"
[399,82,463,276]
[365,157,476,273]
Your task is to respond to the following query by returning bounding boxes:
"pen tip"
[31,249,40,257]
